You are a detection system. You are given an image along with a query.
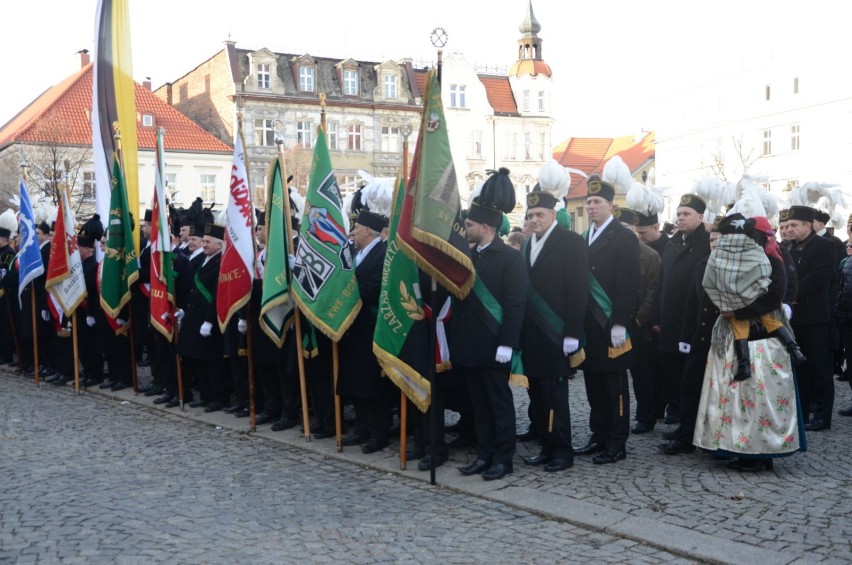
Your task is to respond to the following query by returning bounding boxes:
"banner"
[92,0,139,248]
[149,129,176,340]
[259,156,295,347]
[16,180,45,308]
[45,188,86,315]
[99,156,138,319]
[216,128,255,331]
[373,176,431,412]
[397,69,474,299]
[291,126,361,341]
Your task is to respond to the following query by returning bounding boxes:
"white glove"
[288,254,297,266]
[678,342,691,354]
[175,309,185,322]
[563,337,579,356]
[237,319,248,334]
[610,324,627,347]
[200,321,213,337]
[86,316,95,327]
[782,303,793,320]
[41,310,50,321]
[495,345,512,364]
[116,318,126,327]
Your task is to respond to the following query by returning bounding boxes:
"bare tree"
[281,143,311,196]
[704,135,762,182]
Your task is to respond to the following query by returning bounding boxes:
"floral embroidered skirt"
[694,335,804,458]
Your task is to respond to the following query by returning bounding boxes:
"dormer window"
[299,66,315,92]
[343,69,359,96]
[383,75,397,99]
[257,63,271,89]
[142,114,154,127]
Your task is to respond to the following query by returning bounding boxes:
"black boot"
[734,339,751,381]
[771,327,807,365]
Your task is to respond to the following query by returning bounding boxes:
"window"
[449,84,466,108]
[199,174,216,203]
[762,129,772,156]
[257,63,271,89]
[524,132,532,160]
[538,91,545,112]
[381,126,400,152]
[383,75,397,98]
[793,77,799,94]
[165,173,178,204]
[297,121,312,148]
[523,90,530,112]
[470,130,482,159]
[765,85,771,101]
[82,171,96,201]
[299,66,315,92]
[141,114,154,127]
[784,180,798,193]
[503,133,517,160]
[348,124,362,151]
[576,206,583,218]
[791,124,800,151]
[343,69,359,96]
[327,122,338,150]
[539,132,547,160]
[254,119,275,146]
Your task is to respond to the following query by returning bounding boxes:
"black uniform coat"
[337,238,386,399]
[177,251,222,361]
[20,241,52,339]
[450,236,527,369]
[581,218,640,372]
[521,226,588,380]
[658,225,711,354]
[790,231,835,326]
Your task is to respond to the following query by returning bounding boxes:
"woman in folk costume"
[694,183,807,471]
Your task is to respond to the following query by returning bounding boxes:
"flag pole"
[247,301,257,433]
[399,128,412,471]
[30,286,40,387]
[114,124,138,395]
[72,311,80,394]
[276,139,311,441]
[174,323,185,410]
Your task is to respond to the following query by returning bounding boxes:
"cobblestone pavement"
[1,372,690,564]
[3,366,852,564]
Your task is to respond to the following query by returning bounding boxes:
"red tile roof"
[509,59,552,78]
[0,64,232,154]
[411,69,518,115]
[554,132,655,199]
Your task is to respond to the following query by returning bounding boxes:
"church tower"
[508,1,553,118]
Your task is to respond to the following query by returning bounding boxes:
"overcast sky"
[0,0,842,142]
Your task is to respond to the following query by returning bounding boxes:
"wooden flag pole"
[246,301,257,433]
[72,312,80,394]
[294,310,311,440]
[174,321,185,410]
[399,129,413,471]
[30,285,40,386]
[127,307,138,394]
[333,341,342,452]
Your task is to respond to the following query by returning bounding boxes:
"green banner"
[260,157,295,348]
[100,155,138,319]
[291,127,361,342]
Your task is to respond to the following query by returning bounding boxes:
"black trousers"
[673,345,710,443]
[842,325,852,392]
[659,352,686,420]
[462,365,516,465]
[630,332,657,425]
[794,324,834,423]
[529,376,573,459]
[582,370,630,451]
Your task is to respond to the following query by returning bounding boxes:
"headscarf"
[753,216,782,262]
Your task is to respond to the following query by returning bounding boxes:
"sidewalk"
[16,367,852,564]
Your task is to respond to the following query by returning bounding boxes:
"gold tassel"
[569,348,586,368]
[548,409,554,433]
[608,338,633,359]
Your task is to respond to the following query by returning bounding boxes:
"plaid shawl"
[702,234,771,311]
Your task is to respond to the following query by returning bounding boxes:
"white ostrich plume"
[537,160,570,199]
[626,181,664,217]
[601,156,632,194]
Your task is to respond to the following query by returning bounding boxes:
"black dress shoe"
[165,398,183,408]
[39,367,56,378]
[446,435,476,449]
[254,413,276,426]
[406,446,426,460]
[313,429,334,440]
[523,453,552,466]
[361,439,388,454]
[82,378,102,388]
[417,452,449,471]
[516,429,539,442]
[153,394,173,405]
[233,407,250,418]
[99,381,114,389]
[838,406,852,417]
[573,441,605,456]
[663,415,679,425]
[544,458,573,472]
[342,433,368,446]
[459,459,491,476]
[804,419,831,431]
[110,382,129,392]
[50,374,71,386]
[593,448,627,464]
[658,440,695,455]
[188,399,208,408]
[661,430,677,440]
[482,462,512,480]
[143,386,165,397]
[271,417,298,432]
[222,404,242,414]
[204,402,224,413]
[631,422,655,434]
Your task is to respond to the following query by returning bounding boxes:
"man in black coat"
[520,189,588,473]
[0,224,16,365]
[77,215,105,387]
[783,206,836,430]
[575,175,639,464]
[337,208,390,454]
[451,180,527,481]
[657,194,711,425]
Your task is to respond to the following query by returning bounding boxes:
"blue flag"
[17,180,45,308]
